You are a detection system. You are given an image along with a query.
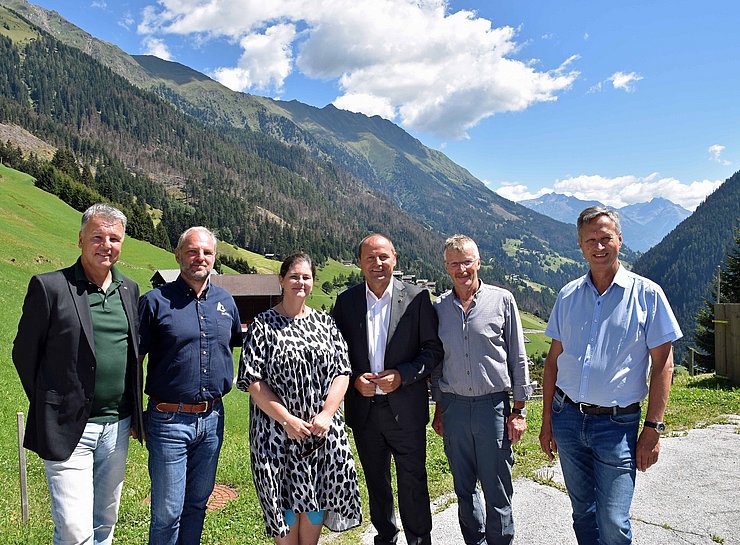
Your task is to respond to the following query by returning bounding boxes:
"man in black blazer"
[13,203,142,545]
[332,234,443,545]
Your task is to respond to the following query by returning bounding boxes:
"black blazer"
[12,263,143,461]
[332,278,443,432]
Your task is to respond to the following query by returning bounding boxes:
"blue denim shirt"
[139,276,242,403]
[546,265,682,407]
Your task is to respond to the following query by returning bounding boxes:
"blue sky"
[31,0,738,210]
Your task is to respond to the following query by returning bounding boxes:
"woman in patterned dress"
[238,253,361,544]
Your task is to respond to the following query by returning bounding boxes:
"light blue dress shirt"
[545,264,682,407]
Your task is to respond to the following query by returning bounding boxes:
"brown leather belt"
[557,388,640,416]
[150,397,221,414]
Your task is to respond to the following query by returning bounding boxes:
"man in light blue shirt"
[539,206,682,545]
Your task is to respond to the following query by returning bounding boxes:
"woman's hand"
[282,414,313,440]
[310,410,333,436]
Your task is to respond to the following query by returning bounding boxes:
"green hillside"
[0,164,277,543]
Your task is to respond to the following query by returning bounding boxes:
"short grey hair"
[81,203,127,232]
[176,226,218,253]
[577,206,622,240]
[443,234,479,260]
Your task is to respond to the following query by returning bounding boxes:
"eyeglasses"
[298,436,326,459]
[582,236,616,247]
[445,260,477,270]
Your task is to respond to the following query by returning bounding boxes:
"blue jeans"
[551,391,640,545]
[146,400,224,545]
[43,416,131,545]
[441,392,514,545]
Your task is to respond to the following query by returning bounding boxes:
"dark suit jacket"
[12,261,143,461]
[332,278,443,432]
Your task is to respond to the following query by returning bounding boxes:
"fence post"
[17,412,29,524]
[687,348,695,377]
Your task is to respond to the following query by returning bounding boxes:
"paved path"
[356,419,740,545]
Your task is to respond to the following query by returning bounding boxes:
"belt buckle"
[193,401,209,413]
[578,402,594,414]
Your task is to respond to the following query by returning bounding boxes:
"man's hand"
[507,414,526,444]
[539,420,558,462]
[636,427,661,471]
[371,370,402,393]
[354,373,378,397]
[432,403,444,436]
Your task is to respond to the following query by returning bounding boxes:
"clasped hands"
[281,410,332,441]
[354,370,401,397]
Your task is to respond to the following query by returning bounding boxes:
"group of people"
[13,202,682,545]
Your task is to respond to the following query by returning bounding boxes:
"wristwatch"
[511,407,527,417]
[644,421,666,433]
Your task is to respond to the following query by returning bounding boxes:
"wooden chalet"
[150,270,282,329]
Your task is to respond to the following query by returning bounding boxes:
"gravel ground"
[356,418,740,545]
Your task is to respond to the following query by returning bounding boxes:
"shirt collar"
[73,258,121,287]
[581,262,630,294]
[366,279,393,304]
[175,274,211,299]
[452,279,484,306]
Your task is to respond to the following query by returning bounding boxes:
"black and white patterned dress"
[237,309,362,538]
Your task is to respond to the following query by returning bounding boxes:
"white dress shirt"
[366,281,393,395]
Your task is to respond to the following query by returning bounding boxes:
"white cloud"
[608,71,643,93]
[214,23,296,93]
[135,0,579,138]
[493,174,723,211]
[118,11,135,30]
[588,71,643,94]
[493,182,552,202]
[551,173,723,211]
[141,36,173,60]
[708,144,731,165]
[91,1,107,8]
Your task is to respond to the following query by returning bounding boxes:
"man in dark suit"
[332,234,443,545]
[13,203,142,545]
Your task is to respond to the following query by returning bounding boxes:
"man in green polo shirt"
[13,203,143,545]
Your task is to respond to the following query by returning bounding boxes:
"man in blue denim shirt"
[139,227,242,545]
[539,206,682,545]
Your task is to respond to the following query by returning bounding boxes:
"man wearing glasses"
[431,234,532,545]
[539,206,682,544]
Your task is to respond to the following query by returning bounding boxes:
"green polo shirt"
[75,261,132,423]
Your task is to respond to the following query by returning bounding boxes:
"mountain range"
[0,0,737,343]
[0,0,598,317]
[520,193,691,252]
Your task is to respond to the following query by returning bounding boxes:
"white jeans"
[43,416,131,545]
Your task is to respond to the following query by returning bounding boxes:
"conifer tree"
[693,228,740,368]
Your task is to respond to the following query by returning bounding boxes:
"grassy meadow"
[1,164,739,544]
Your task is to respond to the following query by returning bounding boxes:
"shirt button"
[202,351,207,355]
[200,315,205,320]
[203,369,207,373]
[202,332,206,337]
